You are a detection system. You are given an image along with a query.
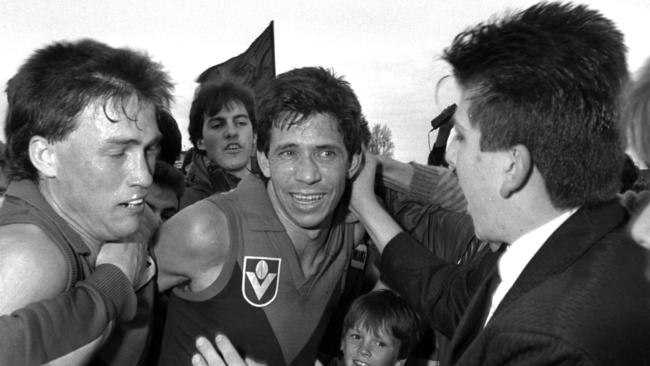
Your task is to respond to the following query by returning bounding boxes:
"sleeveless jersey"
[158,175,356,366]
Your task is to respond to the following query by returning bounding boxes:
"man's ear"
[256,150,271,178]
[347,152,363,179]
[29,136,57,178]
[499,144,531,198]
[197,138,206,152]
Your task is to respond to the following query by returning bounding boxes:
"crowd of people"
[0,2,649,366]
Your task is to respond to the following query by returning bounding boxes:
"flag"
[196,21,275,97]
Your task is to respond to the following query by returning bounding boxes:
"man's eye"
[108,150,126,158]
[236,119,250,127]
[317,150,336,160]
[278,150,295,159]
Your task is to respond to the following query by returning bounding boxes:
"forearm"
[378,156,467,213]
[380,232,496,337]
[0,264,137,365]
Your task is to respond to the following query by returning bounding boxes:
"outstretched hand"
[191,334,267,366]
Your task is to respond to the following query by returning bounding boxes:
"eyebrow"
[105,133,162,147]
[207,114,250,121]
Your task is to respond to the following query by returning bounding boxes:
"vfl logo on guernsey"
[242,256,281,307]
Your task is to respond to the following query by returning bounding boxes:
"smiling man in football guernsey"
[154,67,370,366]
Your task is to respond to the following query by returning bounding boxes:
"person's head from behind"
[340,290,422,366]
[443,3,628,242]
[146,160,184,222]
[4,39,173,241]
[157,109,182,166]
[188,81,256,178]
[256,66,369,230]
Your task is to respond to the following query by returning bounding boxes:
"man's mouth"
[224,143,242,152]
[291,193,325,203]
[119,198,144,209]
[352,360,369,366]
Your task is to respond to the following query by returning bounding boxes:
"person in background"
[621,56,650,253]
[157,109,183,167]
[147,160,185,222]
[336,289,423,366]
[0,39,173,365]
[181,81,259,208]
[0,141,8,206]
[350,3,650,365]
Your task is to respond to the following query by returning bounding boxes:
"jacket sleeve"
[0,264,137,365]
[380,232,498,338]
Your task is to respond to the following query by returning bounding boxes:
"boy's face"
[341,325,404,366]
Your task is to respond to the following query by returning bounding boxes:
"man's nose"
[295,155,321,184]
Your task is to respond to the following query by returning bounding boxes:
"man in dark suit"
[349,2,650,365]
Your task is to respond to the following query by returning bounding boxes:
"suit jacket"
[381,200,650,365]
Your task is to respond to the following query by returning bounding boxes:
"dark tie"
[443,247,504,366]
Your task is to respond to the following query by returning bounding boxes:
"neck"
[39,179,102,262]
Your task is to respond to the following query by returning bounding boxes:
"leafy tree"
[368,123,394,157]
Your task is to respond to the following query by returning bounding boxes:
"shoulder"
[0,223,69,313]
[154,199,234,285]
[161,200,231,250]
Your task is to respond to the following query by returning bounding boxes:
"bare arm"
[0,224,140,365]
[154,200,232,293]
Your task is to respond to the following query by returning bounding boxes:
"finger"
[191,353,208,366]
[196,336,225,366]
[215,333,246,365]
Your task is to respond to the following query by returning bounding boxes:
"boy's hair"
[256,66,369,160]
[4,38,173,182]
[188,81,257,150]
[153,160,185,200]
[443,2,628,208]
[157,109,182,166]
[343,290,423,360]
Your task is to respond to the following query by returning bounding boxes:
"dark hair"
[256,67,369,160]
[188,81,257,150]
[157,109,182,166]
[622,57,650,165]
[4,39,173,182]
[443,2,628,208]
[343,290,423,360]
[153,160,185,199]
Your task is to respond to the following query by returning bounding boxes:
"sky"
[1,0,649,163]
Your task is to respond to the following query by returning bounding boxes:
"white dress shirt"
[484,208,578,326]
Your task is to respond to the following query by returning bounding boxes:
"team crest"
[242,256,281,307]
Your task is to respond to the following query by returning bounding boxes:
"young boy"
[339,290,423,366]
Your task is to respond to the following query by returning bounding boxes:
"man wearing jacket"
[350,3,650,365]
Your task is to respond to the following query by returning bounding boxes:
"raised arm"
[376,155,467,213]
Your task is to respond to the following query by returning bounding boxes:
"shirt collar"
[486,207,578,325]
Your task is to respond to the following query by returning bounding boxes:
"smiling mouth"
[353,360,369,366]
[291,193,325,203]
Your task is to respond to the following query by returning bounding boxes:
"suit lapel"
[494,200,628,320]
